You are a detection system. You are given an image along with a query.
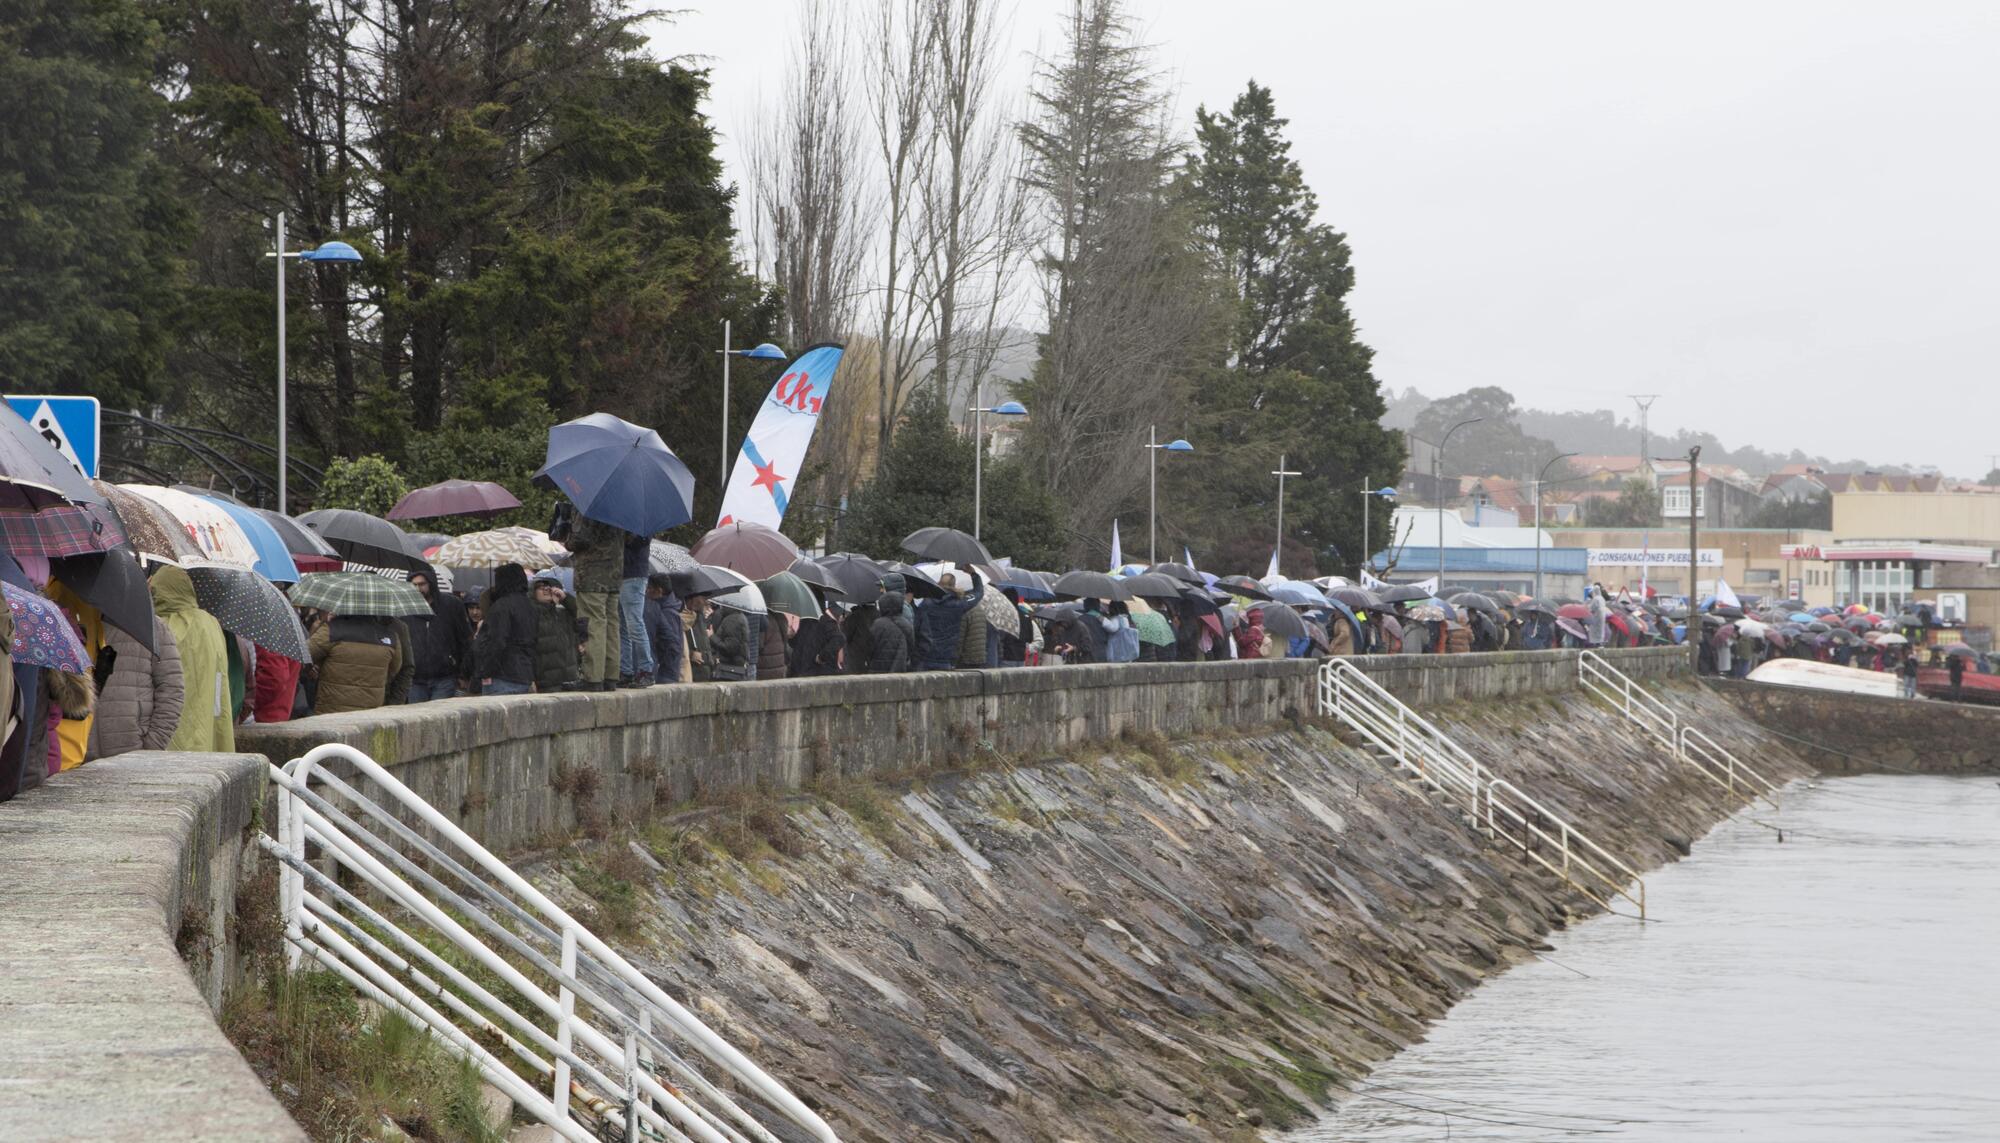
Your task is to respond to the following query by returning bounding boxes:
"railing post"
[624,1027,640,1143]
[554,926,576,1115]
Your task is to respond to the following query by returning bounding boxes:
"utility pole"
[1688,445,1701,675]
[1630,395,1659,474]
[1271,455,1300,577]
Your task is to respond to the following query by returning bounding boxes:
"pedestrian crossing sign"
[5,395,100,478]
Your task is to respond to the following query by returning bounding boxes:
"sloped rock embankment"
[528,682,1807,1142]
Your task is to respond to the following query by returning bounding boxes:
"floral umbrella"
[5,581,90,673]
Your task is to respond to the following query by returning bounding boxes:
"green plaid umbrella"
[289,571,430,619]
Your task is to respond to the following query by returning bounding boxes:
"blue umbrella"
[534,413,696,535]
[204,497,301,583]
[1268,579,1331,606]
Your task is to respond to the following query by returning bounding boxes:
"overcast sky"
[653,1,2000,479]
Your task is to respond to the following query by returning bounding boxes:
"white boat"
[1746,658,1901,698]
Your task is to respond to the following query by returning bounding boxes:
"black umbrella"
[1450,591,1501,615]
[1145,562,1203,585]
[1247,600,1308,640]
[1121,572,1187,601]
[49,550,156,650]
[676,564,749,598]
[1374,583,1434,604]
[1941,643,1979,659]
[815,552,891,599]
[981,564,1056,601]
[883,561,946,599]
[0,403,104,510]
[252,508,340,559]
[1326,586,1383,610]
[1053,570,1129,601]
[1213,574,1274,601]
[186,566,310,660]
[901,526,994,568]
[298,508,426,571]
[787,557,850,601]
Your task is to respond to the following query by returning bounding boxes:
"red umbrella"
[388,479,523,521]
[691,521,801,581]
[1557,602,1592,620]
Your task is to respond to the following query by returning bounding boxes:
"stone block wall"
[1714,679,2000,774]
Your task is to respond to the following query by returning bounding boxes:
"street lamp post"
[716,320,788,489]
[1144,426,1194,565]
[969,387,1027,540]
[1532,451,1578,599]
[1270,455,1301,577]
[1434,418,1484,589]
[268,212,362,512]
[1358,479,1398,580]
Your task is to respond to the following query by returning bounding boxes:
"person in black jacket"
[643,575,685,684]
[867,593,912,672]
[406,567,472,701]
[912,570,984,670]
[841,600,878,674]
[791,607,847,676]
[473,563,537,695]
[709,605,754,681]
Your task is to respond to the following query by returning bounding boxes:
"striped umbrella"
[289,571,429,618]
[434,529,557,570]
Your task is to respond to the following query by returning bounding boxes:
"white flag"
[1109,519,1122,571]
[1713,579,1741,609]
[717,344,844,529]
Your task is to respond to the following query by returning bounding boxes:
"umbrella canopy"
[677,564,750,598]
[1450,591,1501,615]
[1132,608,1175,646]
[251,507,340,560]
[298,508,427,572]
[388,479,523,521]
[1408,604,1450,623]
[1736,618,1770,639]
[1213,574,1275,602]
[534,412,695,535]
[434,529,557,571]
[1874,632,1909,646]
[815,552,891,599]
[985,565,1055,601]
[1327,586,1383,611]
[901,526,994,568]
[977,582,1021,631]
[1247,600,1308,640]
[785,557,848,601]
[1941,643,1979,659]
[206,498,302,583]
[651,541,699,576]
[1374,582,1435,605]
[0,403,104,510]
[1121,572,1188,601]
[1053,570,1129,602]
[882,561,946,599]
[1146,562,1203,585]
[1557,602,1592,620]
[5,581,91,672]
[705,567,767,614]
[186,566,311,659]
[756,571,822,619]
[49,550,156,649]
[1555,616,1590,643]
[95,482,201,565]
[289,571,430,619]
[1267,579,1331,607]
[692,521,801,581]
[0,501,124,558]
[126,484,261,569]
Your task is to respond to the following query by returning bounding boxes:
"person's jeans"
[577,591,619,683]
[484,678,532,696]
[409,677,458,702]
[619,578,653,678]
[1902,674,1918,698]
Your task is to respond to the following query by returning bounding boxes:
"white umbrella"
[706,566,767,614]
[121,484,261,570]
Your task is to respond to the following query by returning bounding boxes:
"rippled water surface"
[1286,774,2000,1141]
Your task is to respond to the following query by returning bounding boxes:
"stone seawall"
[237,648,1683,857]
[1714,678,2000,774]
[0,752,303,1142]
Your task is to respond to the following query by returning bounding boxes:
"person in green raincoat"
[149,567,234,752]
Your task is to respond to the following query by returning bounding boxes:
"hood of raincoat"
[149,565,200,616]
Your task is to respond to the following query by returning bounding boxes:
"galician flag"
[1109,519,1122,571]
[717,342,845,528]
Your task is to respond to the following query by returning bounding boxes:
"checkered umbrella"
[0,503,124,558]
[288,571,430,619]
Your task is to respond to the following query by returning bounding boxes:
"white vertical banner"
[717,343,844,528]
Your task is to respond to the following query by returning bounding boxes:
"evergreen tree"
[0,0,186,405]
[1176,80,1403,575]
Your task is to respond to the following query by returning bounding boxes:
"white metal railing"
[266,743,839,1143]
[1578,650,1780,810]
[1318,660,1646,918]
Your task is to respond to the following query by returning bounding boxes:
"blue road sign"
[5,395,101,478]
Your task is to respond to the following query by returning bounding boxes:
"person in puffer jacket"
[867,593,912,672]
[309,615,405,714]
[911,571,984,670]
[88,617,184,759]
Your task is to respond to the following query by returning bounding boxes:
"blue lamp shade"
[736,342,788,361]
[1164,439,1194,453]
[299,240,364,264]
[992,400,1028,416]
[1375,486,1399,497]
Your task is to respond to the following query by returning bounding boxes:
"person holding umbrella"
[309,607,409,715]
[620,532,656,687]
[561,511,626,692]
[473,564,538,696]
[644,575,687,684]
[88,616,182,760]
[911,570,985,671]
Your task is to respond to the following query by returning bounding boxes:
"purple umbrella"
[388,479,524,521]
[5,581,90,673]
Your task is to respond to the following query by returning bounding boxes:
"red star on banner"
[751,458,786,496]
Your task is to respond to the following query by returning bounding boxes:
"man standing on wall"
[565,512,625,692]
[619,532,655,687]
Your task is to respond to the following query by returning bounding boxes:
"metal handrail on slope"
[267,743,840,1143]
[1317,661,1646,918]
[1577,650,1780,810]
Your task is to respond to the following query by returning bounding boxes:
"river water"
[1285,774,2000,1142]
